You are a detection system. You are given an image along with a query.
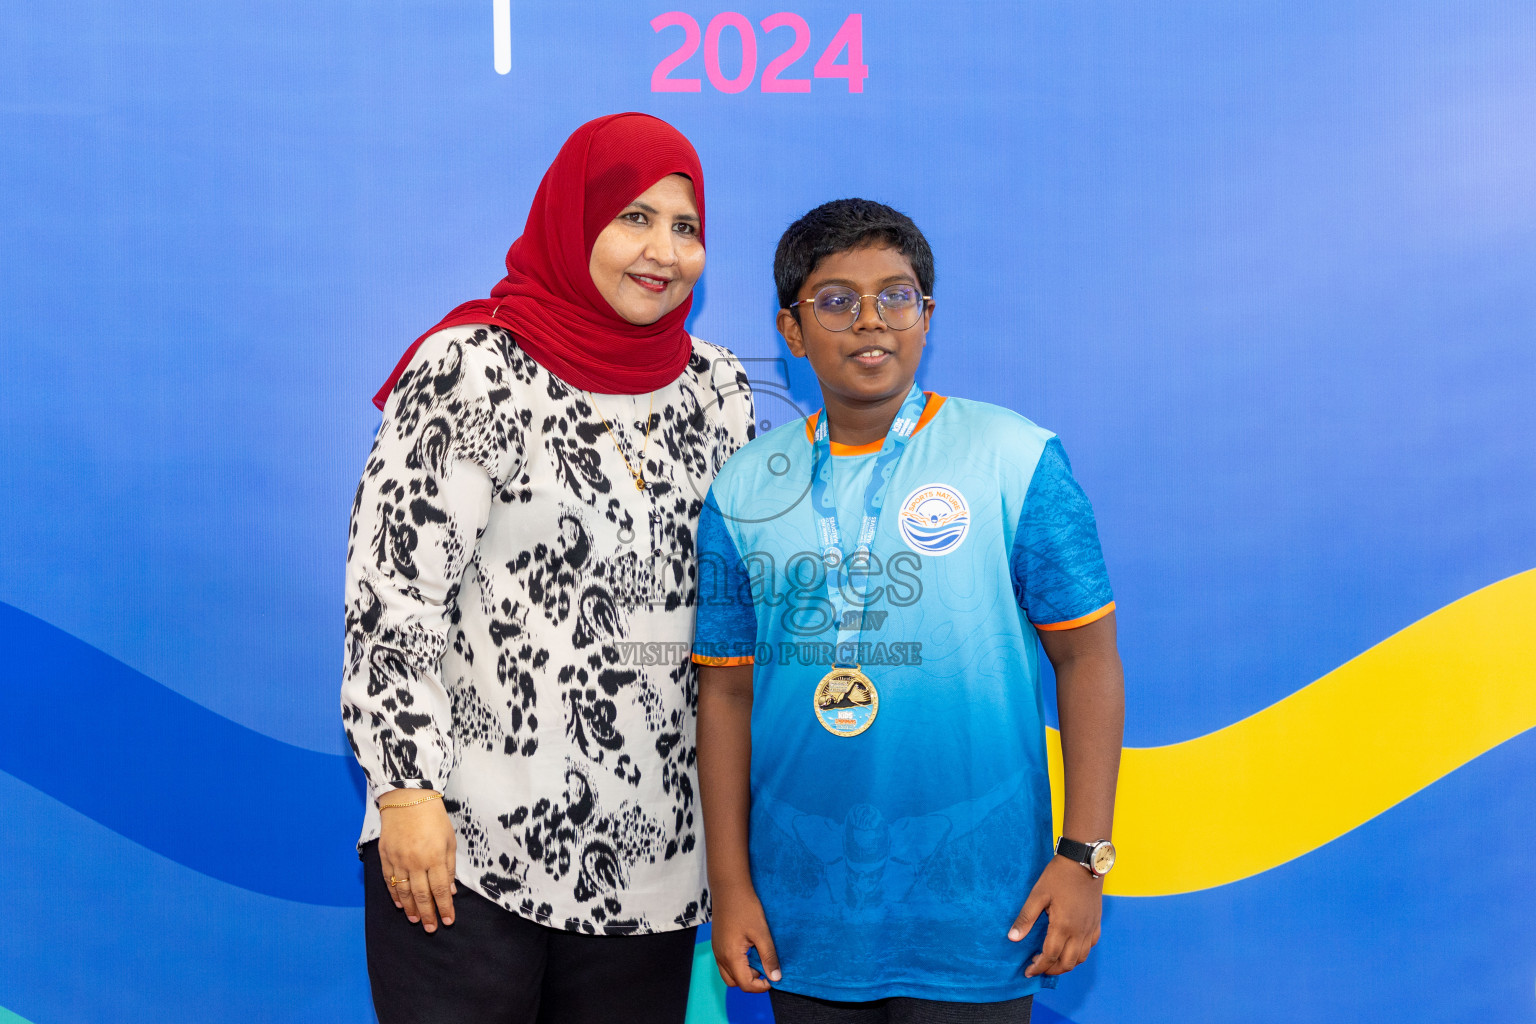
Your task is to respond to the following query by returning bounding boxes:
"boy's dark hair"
[774,199,935,313]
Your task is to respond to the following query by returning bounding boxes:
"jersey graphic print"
[897,483,970,555]
[756,772,1026,917]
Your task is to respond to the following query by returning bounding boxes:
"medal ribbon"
[810,384,929,667]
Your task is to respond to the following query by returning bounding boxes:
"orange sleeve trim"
[1033,601,1116,631]
[804,394,947,454]
[692,654,755,667]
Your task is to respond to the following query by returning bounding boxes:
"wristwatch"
[1056,836,1116,878]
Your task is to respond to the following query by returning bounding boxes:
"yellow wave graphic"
[1048,568,1536,897]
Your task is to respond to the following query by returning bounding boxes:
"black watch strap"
[1055,836,1093,866]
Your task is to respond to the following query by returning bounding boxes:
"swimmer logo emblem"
[897,484,969,556]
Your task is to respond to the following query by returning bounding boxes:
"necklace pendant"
[635,478,647,491]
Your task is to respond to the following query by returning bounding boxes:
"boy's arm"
[697,663,782,991]
[1009,611,1125,977]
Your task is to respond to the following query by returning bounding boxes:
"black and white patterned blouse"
[342,324,755,934]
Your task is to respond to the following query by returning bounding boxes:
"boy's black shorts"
[769,988,1034,1024]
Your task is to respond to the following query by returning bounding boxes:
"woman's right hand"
[376,790,458,932]
[710,883,781,993]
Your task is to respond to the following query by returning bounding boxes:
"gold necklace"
[587,391,655,491]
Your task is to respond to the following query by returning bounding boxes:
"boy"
[694,199,1124,1022]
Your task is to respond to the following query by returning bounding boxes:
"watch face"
[1090,842,1117,875]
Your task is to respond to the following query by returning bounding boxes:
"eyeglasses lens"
[812,288,860,331]
[876,286,921,329]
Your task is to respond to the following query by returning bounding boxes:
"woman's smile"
[627,271,672,294]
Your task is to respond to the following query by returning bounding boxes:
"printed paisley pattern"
[343,325,754,934]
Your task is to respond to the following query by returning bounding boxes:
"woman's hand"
[711,883,781,993]
[376,790,458,932]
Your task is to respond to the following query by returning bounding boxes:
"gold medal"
[813,665,879,737]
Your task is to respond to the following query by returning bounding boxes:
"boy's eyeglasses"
[790,284,932,332]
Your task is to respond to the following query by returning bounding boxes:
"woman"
[341,112,754,1024]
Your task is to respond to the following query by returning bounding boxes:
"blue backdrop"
[2,2,1534,1021]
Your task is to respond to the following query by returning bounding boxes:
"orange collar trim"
[804,393,947,455]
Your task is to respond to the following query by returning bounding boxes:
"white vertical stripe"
[493,0,511,75]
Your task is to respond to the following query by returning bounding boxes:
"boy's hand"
[711,884,782,993]
[1009,855,1103,977]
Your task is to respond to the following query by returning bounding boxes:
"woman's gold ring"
[391,876,408,887]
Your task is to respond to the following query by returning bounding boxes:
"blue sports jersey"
[693,393,1114,1003]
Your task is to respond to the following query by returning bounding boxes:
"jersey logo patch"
[897,483,970,556]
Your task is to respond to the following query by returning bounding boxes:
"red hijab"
[373,113,705,409]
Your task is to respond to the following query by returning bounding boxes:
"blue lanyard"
[809,384,929,666]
